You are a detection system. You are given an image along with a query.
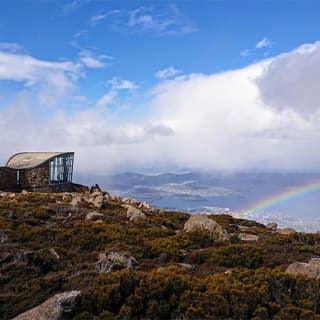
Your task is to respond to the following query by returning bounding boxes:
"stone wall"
[30,183,89,193]
[20,162,49,188]
[0,167,17,190]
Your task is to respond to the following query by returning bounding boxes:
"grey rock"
[277,228,297,235]
[139,201,151,210]
[88,194,104,208]
[96,252,137,273]
[13,290,81,320]
[183,214,229,241]
[266,222,278,231]
[70,195,83,207]
[126,205,146,222]
[85,211,103,221]
[238,233,259,241]
[176,263,193,269]
[286,258,320,280]
[237,225,249,231]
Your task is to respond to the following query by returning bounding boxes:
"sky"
[1,0,320,174]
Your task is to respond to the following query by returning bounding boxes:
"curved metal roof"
[6,152,74,170]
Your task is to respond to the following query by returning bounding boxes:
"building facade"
[0,152,75,191]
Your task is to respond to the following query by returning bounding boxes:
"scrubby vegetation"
[1,192,320,319]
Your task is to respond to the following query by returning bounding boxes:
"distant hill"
[76,171,320,231]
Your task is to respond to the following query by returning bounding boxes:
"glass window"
[49,153,74,184]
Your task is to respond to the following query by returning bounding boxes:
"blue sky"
[1,1,320,173]
[1,1,319,100]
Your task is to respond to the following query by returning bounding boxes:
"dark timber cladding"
[0,152,74,191]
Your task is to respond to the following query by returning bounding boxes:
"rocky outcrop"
[13,291,81,320]
[67,188,156,219]
[266,223,278,231]
[70,192,110,209]
[126,205,146,222]
[237,225,249,232]
[139,201,151,210]
[183,215,229,241]
[286,258,320,279]
[85,211,103,221]
[238,233,259,241]
[95,252,137,273]
[70,195,83,207]
[277,228,297,235]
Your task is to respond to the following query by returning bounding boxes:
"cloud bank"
[1,41,320,173]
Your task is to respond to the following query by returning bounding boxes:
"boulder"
[139,201,151,210]
[85,211,103,221]
[183,215,229,241]
[88,194,104,208]
[95,252,137,273]
[13,291,81,320]
[176,263,193,269]
[126,206,146,222]
[70,195,83,207]
[266,222,278,231]
[277,228,296,235]
[238,233,259,241]
[70,193,108,209]
[237,225,249,232]
[286,258,320,280]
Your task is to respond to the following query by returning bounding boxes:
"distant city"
[76,171,320,232]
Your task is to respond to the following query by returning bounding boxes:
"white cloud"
[62,0,91,15]
[0,42,23,53]
[73,30,88,38]
[0,50,81,104]
[0,95,174,172]
[128,8,153,27]
[256,37,272,49]
[147,59,320,171]
[79,50,111,68]
[257,41,320,115]
[72,95,88,102]
[95,91,117,108]
[126,6,196,35]
[95,77,137,108]
[89,13,107,24]
[155,66,182,79]
[106,77,138,91]
[240,49,250,57]
[2,41,320,173]
[89,6,196,36]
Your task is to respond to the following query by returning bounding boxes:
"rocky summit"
[1,189,320,319]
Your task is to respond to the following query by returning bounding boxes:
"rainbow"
[236,180,320,219]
